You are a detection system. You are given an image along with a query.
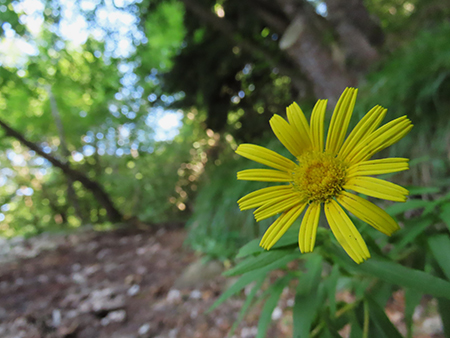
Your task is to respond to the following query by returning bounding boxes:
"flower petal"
[339,105,386,160]
[347,158,409,177]
[344,176,409,202]
[337,191,400,236]
[270,114,306,157]
[260,203,307,250]
[324,200,370,264]
[238,186,293,210]
[254,193,301,221]
[299,202,321,253]
[237,169,292,182]
[286,102,312,150]
[310,99,327,152]
[346,116,413,164]
[236,144,296,172]
[326,88,358,154]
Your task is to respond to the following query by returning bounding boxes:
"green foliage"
[0,0,195,236]
[211,189,450,337]
[185,137,295,258]
[357,22,450,185]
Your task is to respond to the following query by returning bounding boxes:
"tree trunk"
[276,0,356,102]
[325,0,384,74]
[0,118,123,223]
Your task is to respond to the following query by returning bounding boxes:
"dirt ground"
[0,227,293,338]
[0,227,445,338]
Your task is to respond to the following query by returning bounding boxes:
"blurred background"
[1,0,450,337]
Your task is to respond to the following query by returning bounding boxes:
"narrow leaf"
[438,297,450,338]
[225,250,300,276]
[359,257,450,300]
[293,255,323,338]
[440,204,450,232]
[405,288,422,338]
[237,225,299,258]
[390,217,432,255]
[367,295,403,338]
[385,199,431,215]
[229,277,265,336]
[236,238,263,258]
[256,276,291,338]
[326,265,340,317]
[428,235,450,280]
[208,271,263,312]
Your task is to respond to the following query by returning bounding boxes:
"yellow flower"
[236,88,413,263]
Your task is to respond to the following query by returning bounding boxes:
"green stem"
[363,300,370,338]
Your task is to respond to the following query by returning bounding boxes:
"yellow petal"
[254,193,301,221]
[326,88,358,154]
[337,191,400,236]
[270,114,305,157]
[310,99,327,152]
[299,202,321,253]
[346,116,413,164]
[238,185,293,210]
[286,102,312,150]
[260,203,307,250]
[324,200,370,264]
[236,144,296,172]
[347,158,409,177]
[344,176,409,202]
[237,169,292,182]
[339,105,386,160]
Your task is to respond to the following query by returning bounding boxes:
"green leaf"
[428,234,450,280]
[358,257,450,300]
[366,295,403,338]
[325,265,340,317]
[236,238,263,258]
[438,297,450,338]
[321,325,344,338]
[390,217,432,256]
[293,255,323,338]
[332,244,450,299]
[407,186,440,195]
[208,271,264,312]
[405,288,422,338]
[440,204,450,232]
[256,276,292,338]
[369,281,392,308]
[225,249,300,277]
[385,199,432,215]
[236,225,299,258]
[349,313,363,338]
[229,276,265,336]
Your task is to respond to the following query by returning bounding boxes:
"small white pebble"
[138,323,151,335]
[189,290,202,299]
[166,289,181,303]
[127,284,140,296]
[271,307,282,320]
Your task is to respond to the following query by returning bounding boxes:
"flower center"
[292,151,347,203]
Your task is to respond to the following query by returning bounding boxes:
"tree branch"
[0,118,123,223]
[179,0,307,93]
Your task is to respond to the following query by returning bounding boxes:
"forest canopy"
[0,0,449,243]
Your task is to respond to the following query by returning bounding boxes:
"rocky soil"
[0,227,445,338]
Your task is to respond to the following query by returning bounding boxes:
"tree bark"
[276,0,356,102]
[325,0,384,73]
[0,118,123,223]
